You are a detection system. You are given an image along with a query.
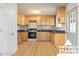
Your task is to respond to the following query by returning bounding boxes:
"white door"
[0,4,17,56]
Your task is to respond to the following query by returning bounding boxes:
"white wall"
[66,3,77,12]
[0,4,17,56]
[78,4,79,52]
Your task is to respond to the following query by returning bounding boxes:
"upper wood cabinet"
[41,16,46,25]
[45,16,50,25]
[17,14,26,25]
[56,7,65,24]
[21,15,26,25]
[25,16,29,25]
[49,16,55,25]
[17,14,22,25]
[17,15,55,25]
[36,16,41,25]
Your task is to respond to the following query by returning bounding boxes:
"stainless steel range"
[28,29,37,41]
[28,21,37,41]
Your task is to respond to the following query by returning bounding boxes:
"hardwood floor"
[13,41,58,56]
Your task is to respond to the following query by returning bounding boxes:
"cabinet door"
[17,14,20,25]
[37,32,40,41]
[41,16,46,25]
[22,32,27,41]
[36,16,41,25]
[46,32,50,41]
[18,32,22,44]
[54,33,65,46]
[21,15,26,25]
[50,32,54,42]
[45,16,49,25]
[49,16,54,25]
[25,16,29,25]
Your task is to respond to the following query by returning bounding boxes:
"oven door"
[28,32,36,39]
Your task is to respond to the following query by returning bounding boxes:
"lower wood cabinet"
[22,32,28,41]
[18,32,28,44]
[50,32,54,42]
[54,33,65,46]
[37,32,50,41]
[18,32,22,44]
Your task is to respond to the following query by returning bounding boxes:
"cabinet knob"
[11,33,14,35]
[0,29,2,32]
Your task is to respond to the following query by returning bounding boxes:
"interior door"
[0,4,17,55]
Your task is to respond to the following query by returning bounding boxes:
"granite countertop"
[18,30,65,33]
[18,30,28,32]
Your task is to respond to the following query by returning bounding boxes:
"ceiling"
[18,3,67,15]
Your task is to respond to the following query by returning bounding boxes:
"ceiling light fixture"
[32,10,41,14]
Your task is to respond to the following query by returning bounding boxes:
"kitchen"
[0,3,78,56]
[16,3,66,55]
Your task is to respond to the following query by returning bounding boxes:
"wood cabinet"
[18,32,28,44]
[25,16,29,25]
[45,16,50,25]
[49,16,55,25]
[36,16,41,25]
[50,32,54,42]
[37,32,41,41]
[17,14,22,25]
[18,32,22,44]
[17,14,26,25]
[54,33,65,46]
[41,16,46,25]
[22,32,28,41]
[17,15,55,25]
[56,7,65,25]
[21,15,26,25]
[45,32,51,41]
[37,32,50,41]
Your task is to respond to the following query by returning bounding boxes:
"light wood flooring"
[13,41,59,56]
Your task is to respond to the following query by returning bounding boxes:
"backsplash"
[37,25,55,30]
[17,25,28,31]
[56,23,65,31]
[17,25,55,30]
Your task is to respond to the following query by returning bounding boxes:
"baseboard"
[1,48,17,56]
